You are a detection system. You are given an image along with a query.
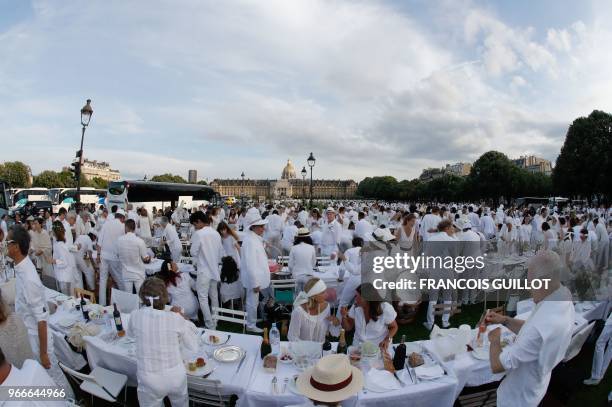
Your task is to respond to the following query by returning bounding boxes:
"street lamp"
[307,152,315,208]
[241,171,245,205]
[301,166,307,203]
[76,99,93,204]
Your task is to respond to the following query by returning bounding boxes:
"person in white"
[75,209,91,237]
[240,209,270,333]
[264,209,283,257]
[137,207,153,247]
[394,213,418,251]
[354,212,373,242]
[336,237,363,316]
[74,232,96,291]
[288,278,341,342]
[56,208,74,246]
[486,250,575,407]
[480,209,497,239]
[0,349,66,407]
[288,228,317,292]
[457,220,482,305]
[419,206,442,243]
[320,207,342,259]
[593,217,610,273]
[467,206,481,233]
[158,260,199,320]
[128,277,199,407]
[117,219,151,294]
[28,218,52,277]
[50,221,81,295]
[96,209,126,305]
[6,225,74,398]
[189,211,224,329]
[161,216,182,262]
[0,215,7,241]
[583,310,612,386]
[297,207,309,227]
[542,221,558,251]
[340,282,398,349]
[570,229,595,271]
[281,219,299,255]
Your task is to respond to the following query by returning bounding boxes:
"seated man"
[486,250,574,407]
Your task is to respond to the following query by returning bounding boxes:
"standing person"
[0,215,7,241]
[6,226,74,398]
[217,221,241,268]
[128,277,198,407]
[485,250,574,407]
[320,207,342,259]
[354,212,373,242]
[240,209,270,333]
[281,219,299,256]
[190,212,224,329]
[593,217,610,274]
[117,219,151,294]
[161,216,182,262]
[394,213,418,252]
[28,218,52,277]
[74,232,97,291]
[467,206,481,233]
[138,207,153,247]
[288,228,317,292]
[50,221,81,295]
[583,311,612,386]
[97,209,126,305]
[264,209,283,257]
[419,206,442,243]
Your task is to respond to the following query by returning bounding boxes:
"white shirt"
[467,212,480,232]
[14,257,49,335]
[288,243,316,279]
[60,219,73,246]
[163,223,182,255]
[98,218,125,261]
[74,234,93,258]
[342,246,361,276]
[128,307,198,375]
[240,231,270,290]
[281,224,298,250]
[354,219,373,241]
[190,226,224,281]
[166,275,198,320]
[0,360,62,407]
[320,219,342,251]
[265,214,283,240]
[52,240,77,283]
[419,214,442,241]
[348,302,396,347]
[287,304,340,342]
[117,232,149,282]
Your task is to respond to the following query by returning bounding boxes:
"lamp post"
[301,166,307,204]
[307,152,315,208]
[241,171,245,206]
[76,99,93,204]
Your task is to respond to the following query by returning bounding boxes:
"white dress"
[166,274,199,320]
[52,240,78,284]
[348,302,397,347]
[287,304,340,342]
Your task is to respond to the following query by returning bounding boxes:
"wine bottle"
[393,334,406,370]
[260,328,271,359]
[113,303,125,336]
[322,338,332,357]
[80,294,89,321]
[336,329,347,354]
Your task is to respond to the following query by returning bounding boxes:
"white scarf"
[293,279,327,307]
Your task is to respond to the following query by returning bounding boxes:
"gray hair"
[66,211,77,221]
[527,250,561,282]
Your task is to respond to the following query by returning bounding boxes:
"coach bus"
[106,180,217,212]
[0,181,9,219]
[8,187,50,207]
[50,187,107,213]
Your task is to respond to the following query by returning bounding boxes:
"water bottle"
[269,323,281,355]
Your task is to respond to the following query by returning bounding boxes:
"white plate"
[202,332,229,346]
[278,354,294,364]
[471,347,489,360]
[185,359,216,377]
[213,346,244,363]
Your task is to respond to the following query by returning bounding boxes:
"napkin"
[366,369,401,391]
[414,364,444,380]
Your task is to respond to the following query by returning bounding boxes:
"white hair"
[66,211,77,221]
[528,250,561,282]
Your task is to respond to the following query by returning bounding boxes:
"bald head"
[527,250,561,302]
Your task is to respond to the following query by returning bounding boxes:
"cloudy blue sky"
[1,0,611,182]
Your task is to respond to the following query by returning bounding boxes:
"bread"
[408,352,424,367]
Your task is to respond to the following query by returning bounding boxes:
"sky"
[1,0,612,183]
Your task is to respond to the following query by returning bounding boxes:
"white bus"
[8,187,50,209]
[0,181,9,219]
[106,180,217,212]
[49,187,107,213]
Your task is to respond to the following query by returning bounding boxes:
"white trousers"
[591,323,612,380]
[75,255,95,291]
[28,332,75,400]
[196,275,219,329]
[137,364,188,407]
[246,286,270,328]
[320,244,337,258]
[99,259,123,306]
[124,278,145,295]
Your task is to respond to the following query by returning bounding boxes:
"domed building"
[210,159,357,201]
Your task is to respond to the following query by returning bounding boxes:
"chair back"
[276,256,290,266]
[187,376,231,406]
[111,288,139,314]
[83,336,138,386]
[180,256,193,264]
[212,306,247,332]
[74,287,96,304]
[456,387,498,407]
[52,329,87,371]
[563,321,595,362]
[270,279,296,304]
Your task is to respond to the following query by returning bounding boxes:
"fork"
[282,377,289,393]
[271,376,278,394]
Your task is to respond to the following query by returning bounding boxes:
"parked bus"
[50,187,107,213]
[106,180,217,212]
[8,187,50,207]
[0,181,9,220]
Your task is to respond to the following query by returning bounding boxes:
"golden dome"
[281,159,296,179]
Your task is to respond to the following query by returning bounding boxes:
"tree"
[32,170,62,188]
[196,180,208,185]
[357,176,399,200]
[88,177,109,189]
[0,161,32,187]
[467,151,516,205]
[150,173,187,183]
[553,110,612,203]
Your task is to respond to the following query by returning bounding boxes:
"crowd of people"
[0,198,610,406]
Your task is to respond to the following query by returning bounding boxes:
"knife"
[392,371,405,387]
[235,352,247,373]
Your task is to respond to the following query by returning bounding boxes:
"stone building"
[210,159,357,200]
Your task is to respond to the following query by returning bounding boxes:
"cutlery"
[202,366,217,379]
[282,377,289,393]
[392,372,405,387]
[235,352,247,373]
[406,366,414,384]
[221,334,231,345]
[272,376,278,394]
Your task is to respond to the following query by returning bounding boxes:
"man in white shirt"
[281,219,299,255]
[297,207,309,227]
[264,209,283,257]
[97,209,126,305]
[467,206,481,233]
[354,212,373,242]
[161,216,182,262]
[320,207,342,259]
[240,209,270,333]
[190,212,224,329]
[584,311,612,386]
[486,250,574,407]
[420,206,442,243]
[117,219,151,294]
[74,232,96,291]
[6,226,74,399]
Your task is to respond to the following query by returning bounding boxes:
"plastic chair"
[59,361,127,404]
[74,287,97,304]
[187,376,231,406]
[111,288,139,314]
[212,306,247,333]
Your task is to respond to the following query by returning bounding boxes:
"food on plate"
[263,354,278,372]
[408,352,424,368]
[188,362,197,372]
[196,358,206,368]
[280,353,293,362]
[209,335,220,344]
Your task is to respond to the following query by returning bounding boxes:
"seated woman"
[128,277,199,407]
[157,260,199,321]
[288,278,340,342]
[288,228,317,292]
[340,283,398,350]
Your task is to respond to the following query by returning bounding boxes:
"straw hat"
[296,354,363,403]
[297,227,310,237]
[325,207,336,213]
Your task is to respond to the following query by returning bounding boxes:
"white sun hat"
[296,354,363,403]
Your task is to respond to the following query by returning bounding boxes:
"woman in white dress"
[394,213,418,252]
[158,260,199,320]
[49,221,81,295]
[289,229,317,292]
[340,283,398,349]
[542,222,558,251]
[217,222,243,304]
[288,278,340,342]
[138,208,153,246]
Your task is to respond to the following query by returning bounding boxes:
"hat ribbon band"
[310,373,353,392]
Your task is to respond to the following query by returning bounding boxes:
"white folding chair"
[111,288,140,314]
[84,336,138,387]
[59,361,127,404]
[187,376,231,406]
[563,321,596,362]
[52,329,87,371]
[212,306,247,333]
[316,256,332,266]
[276,256,290,266]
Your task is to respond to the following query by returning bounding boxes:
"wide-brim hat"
[372,227,395,242]
[297,227,310,237]
[325,207,336,213]
[296,354,363,403]
[245,211,268,228]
